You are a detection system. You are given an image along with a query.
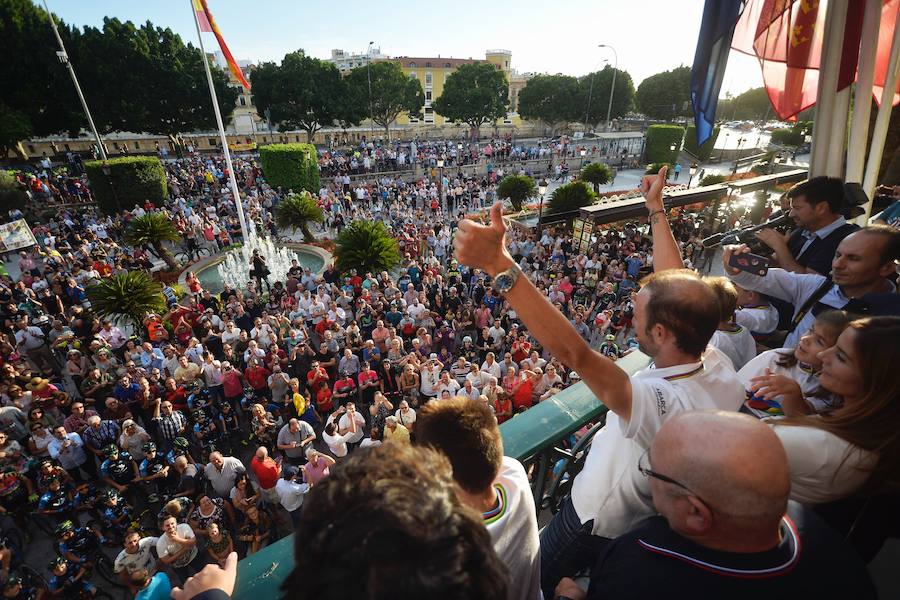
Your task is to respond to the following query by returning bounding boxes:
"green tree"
[496,175,536,211]
[84,156,167,214]
[548,181,596,214]
[518,74,580,133]
[635,66,692,120]
[335,220,402,274]
[124,213,182,271]
[0,171,27,214]
[0,104,32,159]
[345,61,424,140]
[580,162,613,193]
[432,63,508,140]
[717,87,772,121]
[251,51,346,141]
[86,271,167,331]
[578,66,635,129]
[276,191,324,242]
[645,125,685,164]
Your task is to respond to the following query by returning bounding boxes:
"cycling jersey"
[139,456,168,479]
[48,562,97,596]
[57,528,100,561]
[101,452,136,485]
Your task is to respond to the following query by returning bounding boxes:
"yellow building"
[395,50,526,128]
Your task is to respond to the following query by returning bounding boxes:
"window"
[113,142,120,150]
[209,138,217,146]
[409,115,419,124]
[425,62,432,67]
[409,72,418,80]
[133,142,140,149]
[408,61,416,68]
[27,145,35,154]
[425,90,432,101]
[444,62,451,68]
[239,96,246,106]
[424,107,434,123]
[425,72,432,86]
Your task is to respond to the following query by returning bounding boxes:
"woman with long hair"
[772,316,900,504]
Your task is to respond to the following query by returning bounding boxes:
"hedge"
[85,156,167,215]
[684,125,720,161]
[258,143,320,193]
[645,124,685,165]
[699,174,727,186]
[770,128,803,146]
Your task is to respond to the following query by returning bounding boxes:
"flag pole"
[189,0,250,243]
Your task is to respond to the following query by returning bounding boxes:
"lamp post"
[536,178,549,233]
[598,44,618,132]
[733,136,746,174]
[688,163,698,187]
[437,157,445,211]
[367,41,375,140]
[100,161,120,210]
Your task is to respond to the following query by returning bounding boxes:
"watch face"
[494,273,515,292]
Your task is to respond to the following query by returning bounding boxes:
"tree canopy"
[432,63,508,138]
[345,61,424,139]
[717,87,773,121]
[635,66,692,120]
[251,51,346,141]
[518,74,580,132]
[578,66,635,129]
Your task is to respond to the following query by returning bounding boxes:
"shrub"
[335,220,402,274]
[0,171,27,215]
[547,181,596,214]
[645,162,672,175]
[770,128,802,146]
[580,162,613,193]
[645,124,685,164]
[276,191,325,242]
[496,175,536,211]
[259,143,320,193]
[86,271,167,330]
[684,125,720,161]
[700,174,727,186]
[85,156,167,215]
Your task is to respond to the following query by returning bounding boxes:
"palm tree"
[496,175,536,211]
[580,162,613,194]
[87,272,167,331]
[335,220,401,274]
[125,213,182,270]
[548,181,597,214]
[276,191,325,242]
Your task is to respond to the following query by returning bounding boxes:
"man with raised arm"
[453,167,745,599]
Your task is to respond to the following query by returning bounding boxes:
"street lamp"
[598,44,618,132]
[100,161,120,209]
[367,41,375,140]
[688,163,698,187]
[437,157,445,211]
[537,178,549,233]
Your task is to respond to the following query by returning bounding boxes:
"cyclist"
[99,444,139,500]
[98,489,134,541]
[0,469,34,532]
[47,556,96,598]
[54,520,103,566]
[598,334,623,359]
[34,460,70,494]
[1,573,43,600]
[192,409,218,452]
[138,442,171,497]
[36,476,76,521]
[165,437,196,466]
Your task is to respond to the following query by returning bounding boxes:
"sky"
[38,0,764,96]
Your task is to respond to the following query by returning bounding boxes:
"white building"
[328,47,387,73]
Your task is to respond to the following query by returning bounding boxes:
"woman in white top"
[770,316,899,504]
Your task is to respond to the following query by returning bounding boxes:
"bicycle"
[174,245,211,264]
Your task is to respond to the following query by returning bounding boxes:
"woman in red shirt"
[512,369,539,412]
[493,392,513,424]
[244,360,271,399]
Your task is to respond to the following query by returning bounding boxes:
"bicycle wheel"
[19,564,48,594]
[93,554,124,588]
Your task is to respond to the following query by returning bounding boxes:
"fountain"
[215,227,305,291]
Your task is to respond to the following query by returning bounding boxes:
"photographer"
[754,177,858,276]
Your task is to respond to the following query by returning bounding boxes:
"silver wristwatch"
[492,263,522,294]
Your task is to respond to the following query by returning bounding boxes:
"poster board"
[0,220,37,252]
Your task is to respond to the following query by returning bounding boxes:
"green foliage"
[769,122,811,147]
[684,126,719,161]
[577,66,635,128]
[335,220,401,274]
[580,162,613,193]
[700,174,727,186]
[0,171,28,214]
[717,87,772,121]
[548,181,596,214]
[86,271,167,330]
[496,175,536,211]
[645,125,685,164]
[85,156,167,215]
[0,103,32,159]
[258,143,320,193]
[432,63,508,137]
[518,74,580,131]
[124,212,182,270]
[345,61,424,138]
[635,66,692,120]
[645,162,672,175]
[276,191,324,242]
[251,52,346,141]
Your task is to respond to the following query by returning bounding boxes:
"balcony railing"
[229,351,652,598]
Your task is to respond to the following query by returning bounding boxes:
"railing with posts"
[229,350,651,597]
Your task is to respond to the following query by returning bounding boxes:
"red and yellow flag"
[192,0,251,90]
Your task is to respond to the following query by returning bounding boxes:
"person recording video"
[753,176,858,276]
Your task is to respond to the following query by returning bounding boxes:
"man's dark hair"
[283,444,508,600]
[639,270,719,356]
[415,397,503,494]
[787,176,845,214]
[859,225,900,266]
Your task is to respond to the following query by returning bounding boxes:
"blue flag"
[690,0,743,147]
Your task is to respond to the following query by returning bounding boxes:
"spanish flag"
[192,0,251,90]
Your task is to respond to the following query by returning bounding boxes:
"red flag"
[192,0,212,32]
[732,0,864,120]
[195,0,251,90]
[873,0,900,106]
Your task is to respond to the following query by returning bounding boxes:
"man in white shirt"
[337,402,365,448]
[114,531,160,593]
[453,169,745,598]
[416,398,541,600]
[395,400,416,429]
[275,468,309,528]
[419,356,442,399]
[323,409,355,457]
[481,352,502,380]
[203,451,245,498]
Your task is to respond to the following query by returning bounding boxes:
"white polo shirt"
[571,346,744,538]
[710,325,757,370]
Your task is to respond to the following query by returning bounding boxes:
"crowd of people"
[1,139,898,600]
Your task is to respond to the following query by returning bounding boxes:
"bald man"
[454,169,746,597]
[555,411,876,600]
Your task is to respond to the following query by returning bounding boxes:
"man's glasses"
[637,449,693,493]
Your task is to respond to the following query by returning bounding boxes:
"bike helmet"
[101,488,120,502]
[142,441,157,454]
[605,334,616,342]
[102,444,119,457]
[192,410,206,423]
[2,574,22,587]
[48,556,67,570]
[54,520,75,536]
[173,437,190,451]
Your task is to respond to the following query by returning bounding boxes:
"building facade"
[328,47,387,73]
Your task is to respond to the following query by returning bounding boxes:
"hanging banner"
[0,220,37,252]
